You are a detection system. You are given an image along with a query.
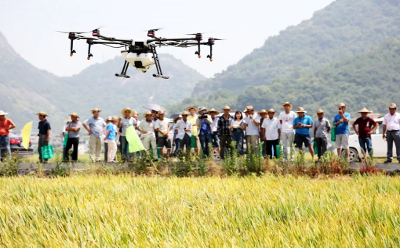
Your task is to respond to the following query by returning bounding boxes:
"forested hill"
[190,0,400,98]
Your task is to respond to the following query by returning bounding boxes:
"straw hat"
[36,111,49,117]
[357,107,372,113]
[258,109,267,114]
[0,110,8,116]
[222,106,231,111]
[173,114,182,122]
[112,116,119,121]
[106,116,112,121]
[295,107,307,113]
[143,111,152,117]
[243,109,248,113]
[181,111,190,116]
[389,103,397,109]
[91,108,101,114]
[69,112,80,118]
[187,106,198,113]
[121,107,133,115]
[315,109,325,114]
[246,105,254,111]
[267,108,276,113]
[158,110,165,115]
[281,102,293,109]
[338,103,348,108]
[132,110,138,115]
[208,108,220,115]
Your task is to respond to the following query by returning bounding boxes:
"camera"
[199,112,209,119]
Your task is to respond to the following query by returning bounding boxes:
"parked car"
[345,117,393,162]
[0,133,34,160]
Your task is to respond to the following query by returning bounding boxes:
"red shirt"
[0,118,12,136]
[354,117,377,138]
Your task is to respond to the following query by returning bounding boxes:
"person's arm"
[278,128,281,140]
[293,119,299,130]
[166,123,170,137]
[46,129,50,142]
[369,120,379,135]
[82,121,93,135]
[305,119,313,129]
[8,120,16,131]
[253,116,260,126]
[353,121,358,136]
[327,121,331,133]
[66,124,80,132]
[314,123,317,138]
[104,130,110,141]
[383,124,387,139]
[340,112,349,122]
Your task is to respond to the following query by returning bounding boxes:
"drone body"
[59,28,222,79]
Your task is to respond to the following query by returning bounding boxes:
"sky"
[0,0,334,78]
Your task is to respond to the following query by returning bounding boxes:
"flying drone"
[58,28,223,79]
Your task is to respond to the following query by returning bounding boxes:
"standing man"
[382,103,400,163]
[279,102,297,161]
[37,111,51,163]
[353,108,378,156]
[261,109,281,159]
[104,116,118,162]
[333,103,351,161]
[155,110,171,158]
[243,106,261,154]
[118,107,135,161]
[217,106,233,159]
[209,108,220,155]
[82,108,106,162]
[174,111,192,156]
[314,109,331,160]
[197,107,213,157]
[258,109,268,156]
[65,113,81,162]
[0,111,16,161]
[187,106,200,155]
[293,107,315,161]
[138,111,158,161]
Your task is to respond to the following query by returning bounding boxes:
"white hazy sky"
[0,0,334,78]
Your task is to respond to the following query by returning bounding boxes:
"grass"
[0,175,399,247]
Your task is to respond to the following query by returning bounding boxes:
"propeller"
[185,32,208,36]
[56,30,90,34]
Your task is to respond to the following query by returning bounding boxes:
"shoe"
[384,160,392,164]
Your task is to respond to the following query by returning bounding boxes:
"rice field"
[0,175,399,247]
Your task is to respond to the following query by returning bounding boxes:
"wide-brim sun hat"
[315,109,325,114]
[295,107,307,113]
[0,110,9,116]
[258,109,267,114]
[106,116,112,121]
[187,106,198,113]
[281,102,293,109]
[267,108,276,113]
[91,108,101,114]
[222,106,231,111]
[181,111,190,116]
[121,107,133,115]
[158,110,165,115]
[173,115,182,122]
[389,103,397,109]
[69,112,80,118]
[357,107,372,113]
[246,105,255,111]
[112,116,119,121]
[143,111,153,117]
[36,111,49,117]
[208,108,220,115]
[338,102,348,108]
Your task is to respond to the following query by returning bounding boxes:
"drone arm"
[207,44,213,61]
[69,39,76,56]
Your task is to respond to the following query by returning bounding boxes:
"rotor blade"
[212,38,225,40]
[56,31,91,34]
[185,32,209,35]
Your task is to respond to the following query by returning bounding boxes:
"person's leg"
[336,134,343,159]
[315,138,321,159]
[38,135,45,163]
[386,131,393,162]
[0,136,3,161]
[305,135,314,161]
[3,136,11,159]
[120,136,128,161]
[220,135,226,159]
[151,138,158,160]
[199,133,207,156]
[165,138,172,157]
[281,133,288,160]
[343,134,350,162]
[104,142,108,162]
[109,140,118,162]
[89,136,96,162]
[265,140,273,159]
[95,138,102,161]
[393,131,400,162]
[213,132,221,153]
[174,138,181,156]
[65,138,73,162]
[157,137,164,157]
[320,137,327,158]
[366,137,373,155]
[72,138,79,161]
[205,134,212,157]
[238,132,244,155]
[287,132,295,160]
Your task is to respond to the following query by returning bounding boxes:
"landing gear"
[150,45,169,79]
[115,60,130,78]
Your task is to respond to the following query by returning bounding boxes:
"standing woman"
[231,111,245,155]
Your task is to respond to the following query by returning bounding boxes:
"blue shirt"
[293,115,313,135]
[106,123,116,140]
[200,119,211,134]
[333,113,351,134]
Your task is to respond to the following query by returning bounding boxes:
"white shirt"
[211,117,219,132]
[138,120,156,139]
[243,114,261,135]
[174,119,192,139]
[155,118,170,133]
[261,117,281,140]
[120,117,136,136]
[279,111,297,133]
[383,112,400,131]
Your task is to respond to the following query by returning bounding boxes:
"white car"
[347,117,395,162]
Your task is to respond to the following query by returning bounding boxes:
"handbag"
[313,139,318,154]
[331,126,336,142]
[190,135,196,148]
[41,145,54,160]
[63,132,69,147]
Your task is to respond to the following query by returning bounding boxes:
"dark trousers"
[104,142,108,162]
[386,130,400,161]
[199,133,212,157]
[65,137,79,161]
[315,137,327,159]
[173,138,181,156]
[38,134,48,163]
[220,135,232,159]
[265,139,279,159]
[120,136,131,160]
[179,134,191,154]
[232,129,244,155]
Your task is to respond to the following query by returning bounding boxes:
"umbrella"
[142,104,167,115]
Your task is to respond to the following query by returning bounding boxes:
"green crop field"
[0,175,399,247]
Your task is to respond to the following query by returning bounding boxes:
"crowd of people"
[1,102,400,164]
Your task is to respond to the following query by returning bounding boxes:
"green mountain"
[0,32,205,132]
[179,0,400,115]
